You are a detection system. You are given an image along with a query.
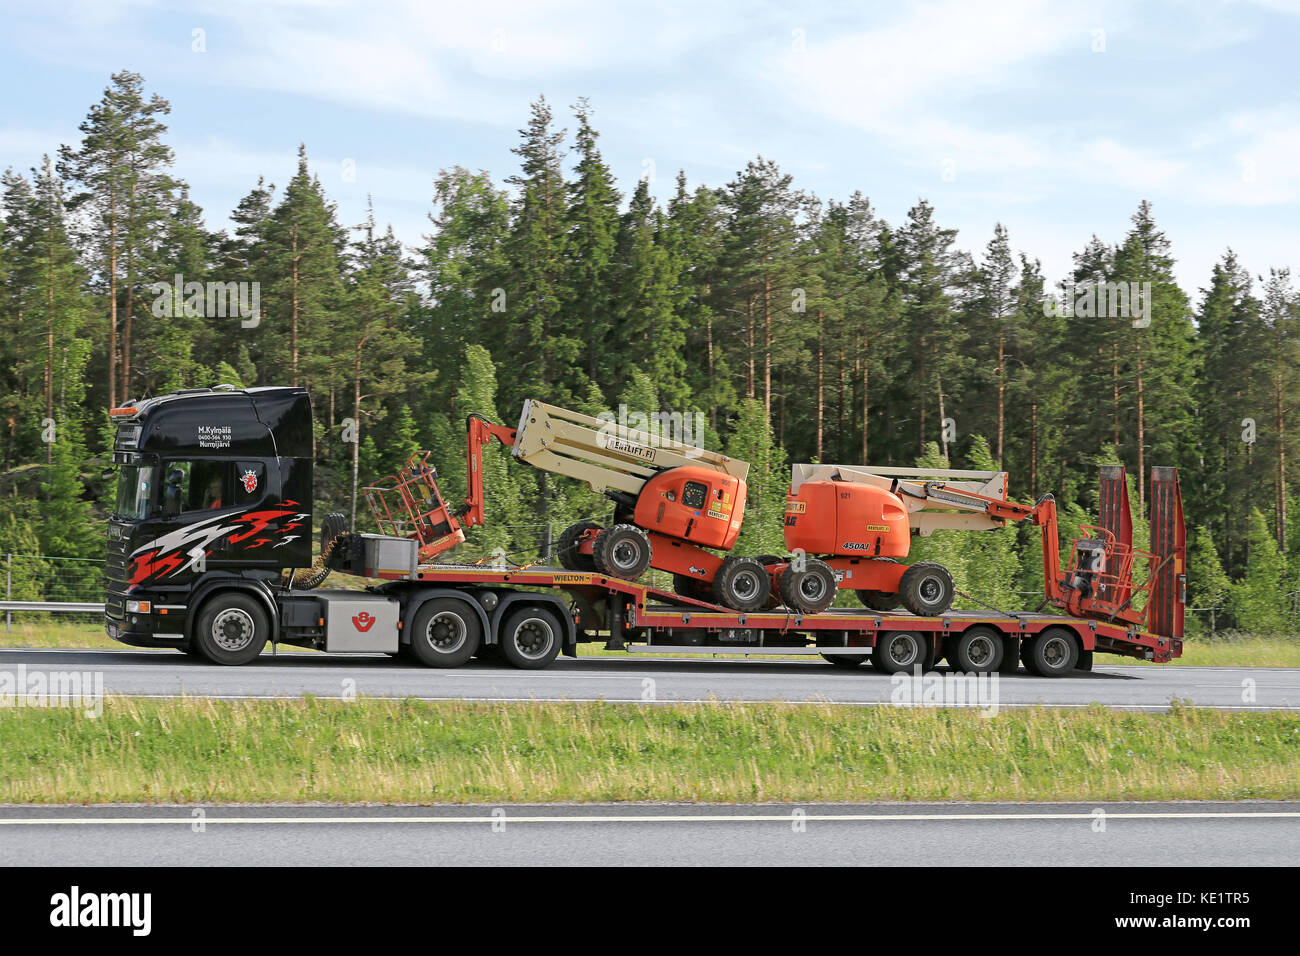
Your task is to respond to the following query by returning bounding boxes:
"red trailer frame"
[371,562,1183,669]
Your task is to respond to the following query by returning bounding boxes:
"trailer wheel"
[1022,627,1080,678]
[557,520,601,572]
[192,592,270,666]
[778,558,838,614]
[899,562,955,616]
[409,598,481,668]
[857,589,902,611]
[822,653,868,668]
[499,605,562,669]
[713,556,769,612]
[872,630,930,674]
[592,524,652,580]
[950,625,1005,674]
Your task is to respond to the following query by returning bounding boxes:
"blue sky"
[1,0,1297,293]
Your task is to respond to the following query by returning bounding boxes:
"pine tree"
[339,202,430,528]
[58,70,177,406]
[564,98,620,389]
[262,145,346,401]
[612,181,686,407]
[717,158,808,421]
[1229,509,1288,633]
[724,398,787,555]
[1111,202,1198,517]
[895,200,969,462]
[1185,526,1231,634]
[417,165,510,423]
[663,173,734,429]
[1258,269,1300,553]
[500,96,574,409]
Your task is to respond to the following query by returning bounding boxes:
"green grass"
[3,619,1299,667]
[0,697,1297,804]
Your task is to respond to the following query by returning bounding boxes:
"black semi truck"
[106,385,579,667]
[104,386,1183,675]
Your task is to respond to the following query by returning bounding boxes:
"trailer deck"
[378,562,1183,666]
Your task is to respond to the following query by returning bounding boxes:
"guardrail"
[0,601,105,613]
[1,600,105,632]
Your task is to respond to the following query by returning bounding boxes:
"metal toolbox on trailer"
[360,534,418,579]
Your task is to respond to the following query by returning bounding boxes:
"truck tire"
[498,605,562,669]
[822,653,868,668]
[949,625,1005,674]
[557,521,601,572]
[872,630,930,674]
[778,558,838,614]
[712,556,769,612]
[192,592,270,666]
[592,524,652,580]
[320,511,348,555]
[898,562,955,616]
[1022,627,1080,678]
[857,589,902,611]
[409,598,481,668]
[855,559,902,611]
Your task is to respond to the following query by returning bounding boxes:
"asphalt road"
[1,802,1295,866]
[1,646,1296,710]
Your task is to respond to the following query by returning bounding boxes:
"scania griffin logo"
[352,612,375,631]
[240,469,259,493]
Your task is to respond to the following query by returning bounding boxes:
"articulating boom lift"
[363,399,1185,637]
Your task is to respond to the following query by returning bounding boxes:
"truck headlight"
[126,600,151,614]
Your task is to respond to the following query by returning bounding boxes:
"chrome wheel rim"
[512,617,555,660]
[212,608,255,652]
[425,611,467,653]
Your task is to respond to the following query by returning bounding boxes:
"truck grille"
[105,542,129,586]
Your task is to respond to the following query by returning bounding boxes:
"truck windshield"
[114,465,154,521]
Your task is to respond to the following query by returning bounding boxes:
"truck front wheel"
[409,598,482,668]
[193,592,270,666]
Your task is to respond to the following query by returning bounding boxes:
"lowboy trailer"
[103,386,1184,675]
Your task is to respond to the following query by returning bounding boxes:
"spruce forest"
[1,71,1297,636]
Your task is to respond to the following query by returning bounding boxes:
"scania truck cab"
[106,386,315,653]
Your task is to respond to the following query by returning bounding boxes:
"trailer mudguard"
[387,586,493,648]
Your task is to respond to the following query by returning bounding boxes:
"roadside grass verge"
[0,697,1296,804]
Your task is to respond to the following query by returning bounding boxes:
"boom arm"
[510,399,748,495]
[459,414,518,529]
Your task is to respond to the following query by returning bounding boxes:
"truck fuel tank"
[318,591,400,653]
